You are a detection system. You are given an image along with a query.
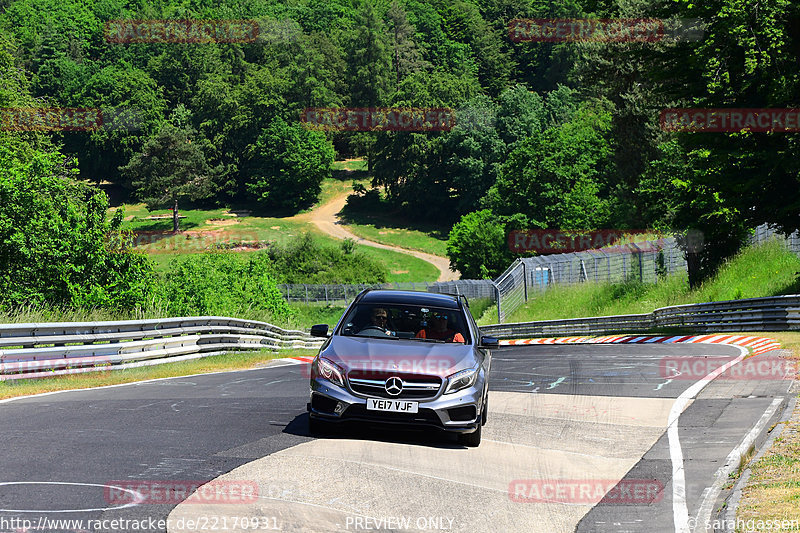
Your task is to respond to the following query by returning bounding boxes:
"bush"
[0,138,155,310]
[266,233,387,284]
[446,210,513,279]
[156,252,294,322]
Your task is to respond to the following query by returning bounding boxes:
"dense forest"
[1,0,799,311]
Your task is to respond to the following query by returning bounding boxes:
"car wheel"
[481,394,488,426]
[459,417,482,447]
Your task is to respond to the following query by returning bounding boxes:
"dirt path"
[294,193,459,282]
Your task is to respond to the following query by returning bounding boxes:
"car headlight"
[314,357,345,387]
[444,366,479,394]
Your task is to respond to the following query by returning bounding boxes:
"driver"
[360,307,395,336]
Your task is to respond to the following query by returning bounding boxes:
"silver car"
[307,289,497,447]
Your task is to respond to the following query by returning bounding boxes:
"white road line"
[0,481,142,512]
[693,397,784,532]
[669,346,748,533]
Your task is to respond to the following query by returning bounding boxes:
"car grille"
[348,375,442,400]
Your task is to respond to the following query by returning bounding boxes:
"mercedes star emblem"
[385,376,403,396]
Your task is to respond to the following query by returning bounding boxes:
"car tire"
[459,416,482,447]
[481,394,488,426]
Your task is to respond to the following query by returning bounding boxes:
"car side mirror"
[310,324,330,338]
[480,335,499,348]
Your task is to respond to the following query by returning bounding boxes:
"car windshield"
[339,303,469,344]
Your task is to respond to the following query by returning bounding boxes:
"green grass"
[344,222,449,257]
[288,302,347,329]
[478,240,800,325]
[357,244,440,282]
[338,188,450,257]
[467,297,493,322]
[331,159,368,171]
[113,201,439,282]
[0,347,318,400]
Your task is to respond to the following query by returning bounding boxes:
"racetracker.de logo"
[105,19,259,43]
[660,108,800,133]
[660,354,796,381]
[0,107,102,131]
[509,18,667,42]
[301,107,456,132]
[104,480,259,505]
[105,230,265,254]
[303,356,458,379]
[507,229,663,254]
[509,479,664,504]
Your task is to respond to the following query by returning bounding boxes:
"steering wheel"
[359,325,393,336]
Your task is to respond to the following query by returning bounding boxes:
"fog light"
[334,402,345,414]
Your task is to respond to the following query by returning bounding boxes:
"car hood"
[321,336,477,378]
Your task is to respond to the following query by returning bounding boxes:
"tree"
[120,108,214,232]
[447,209,514,279]
[68,63,168,184]
[348,1,392,107]
[386,0,429,88]
[638,140,749,288]
[243,117,335,212]
[0,136,155,309]
[486,101,614,229]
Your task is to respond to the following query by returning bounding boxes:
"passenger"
[416,312,465,343]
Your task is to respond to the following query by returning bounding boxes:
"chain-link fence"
[283,238,687,324]
[280,224,800,323]
[493,238,687,322]
[751,224,800,254]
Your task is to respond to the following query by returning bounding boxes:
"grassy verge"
[304,176,368,213]
[338,189,450,257]
[288,302,347,329]
[478,240,800,326]
[0,348,318,400]
[734,331,800,530]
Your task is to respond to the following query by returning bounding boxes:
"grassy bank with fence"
[477,240,800,325]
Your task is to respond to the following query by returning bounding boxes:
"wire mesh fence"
[493,238,687,322]
[280,224,799,324]
[751,224,800,254]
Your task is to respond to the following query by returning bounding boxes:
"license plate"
[366,398,419,413]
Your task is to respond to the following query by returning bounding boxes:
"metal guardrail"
[3,295,798,380]
[480,295,800,339]
[0,317,323,380]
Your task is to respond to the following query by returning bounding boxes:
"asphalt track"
[0,344,792,533]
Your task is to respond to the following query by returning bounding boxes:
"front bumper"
[308,377,484,434]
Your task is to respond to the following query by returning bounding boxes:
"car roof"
[357,290,461,310]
